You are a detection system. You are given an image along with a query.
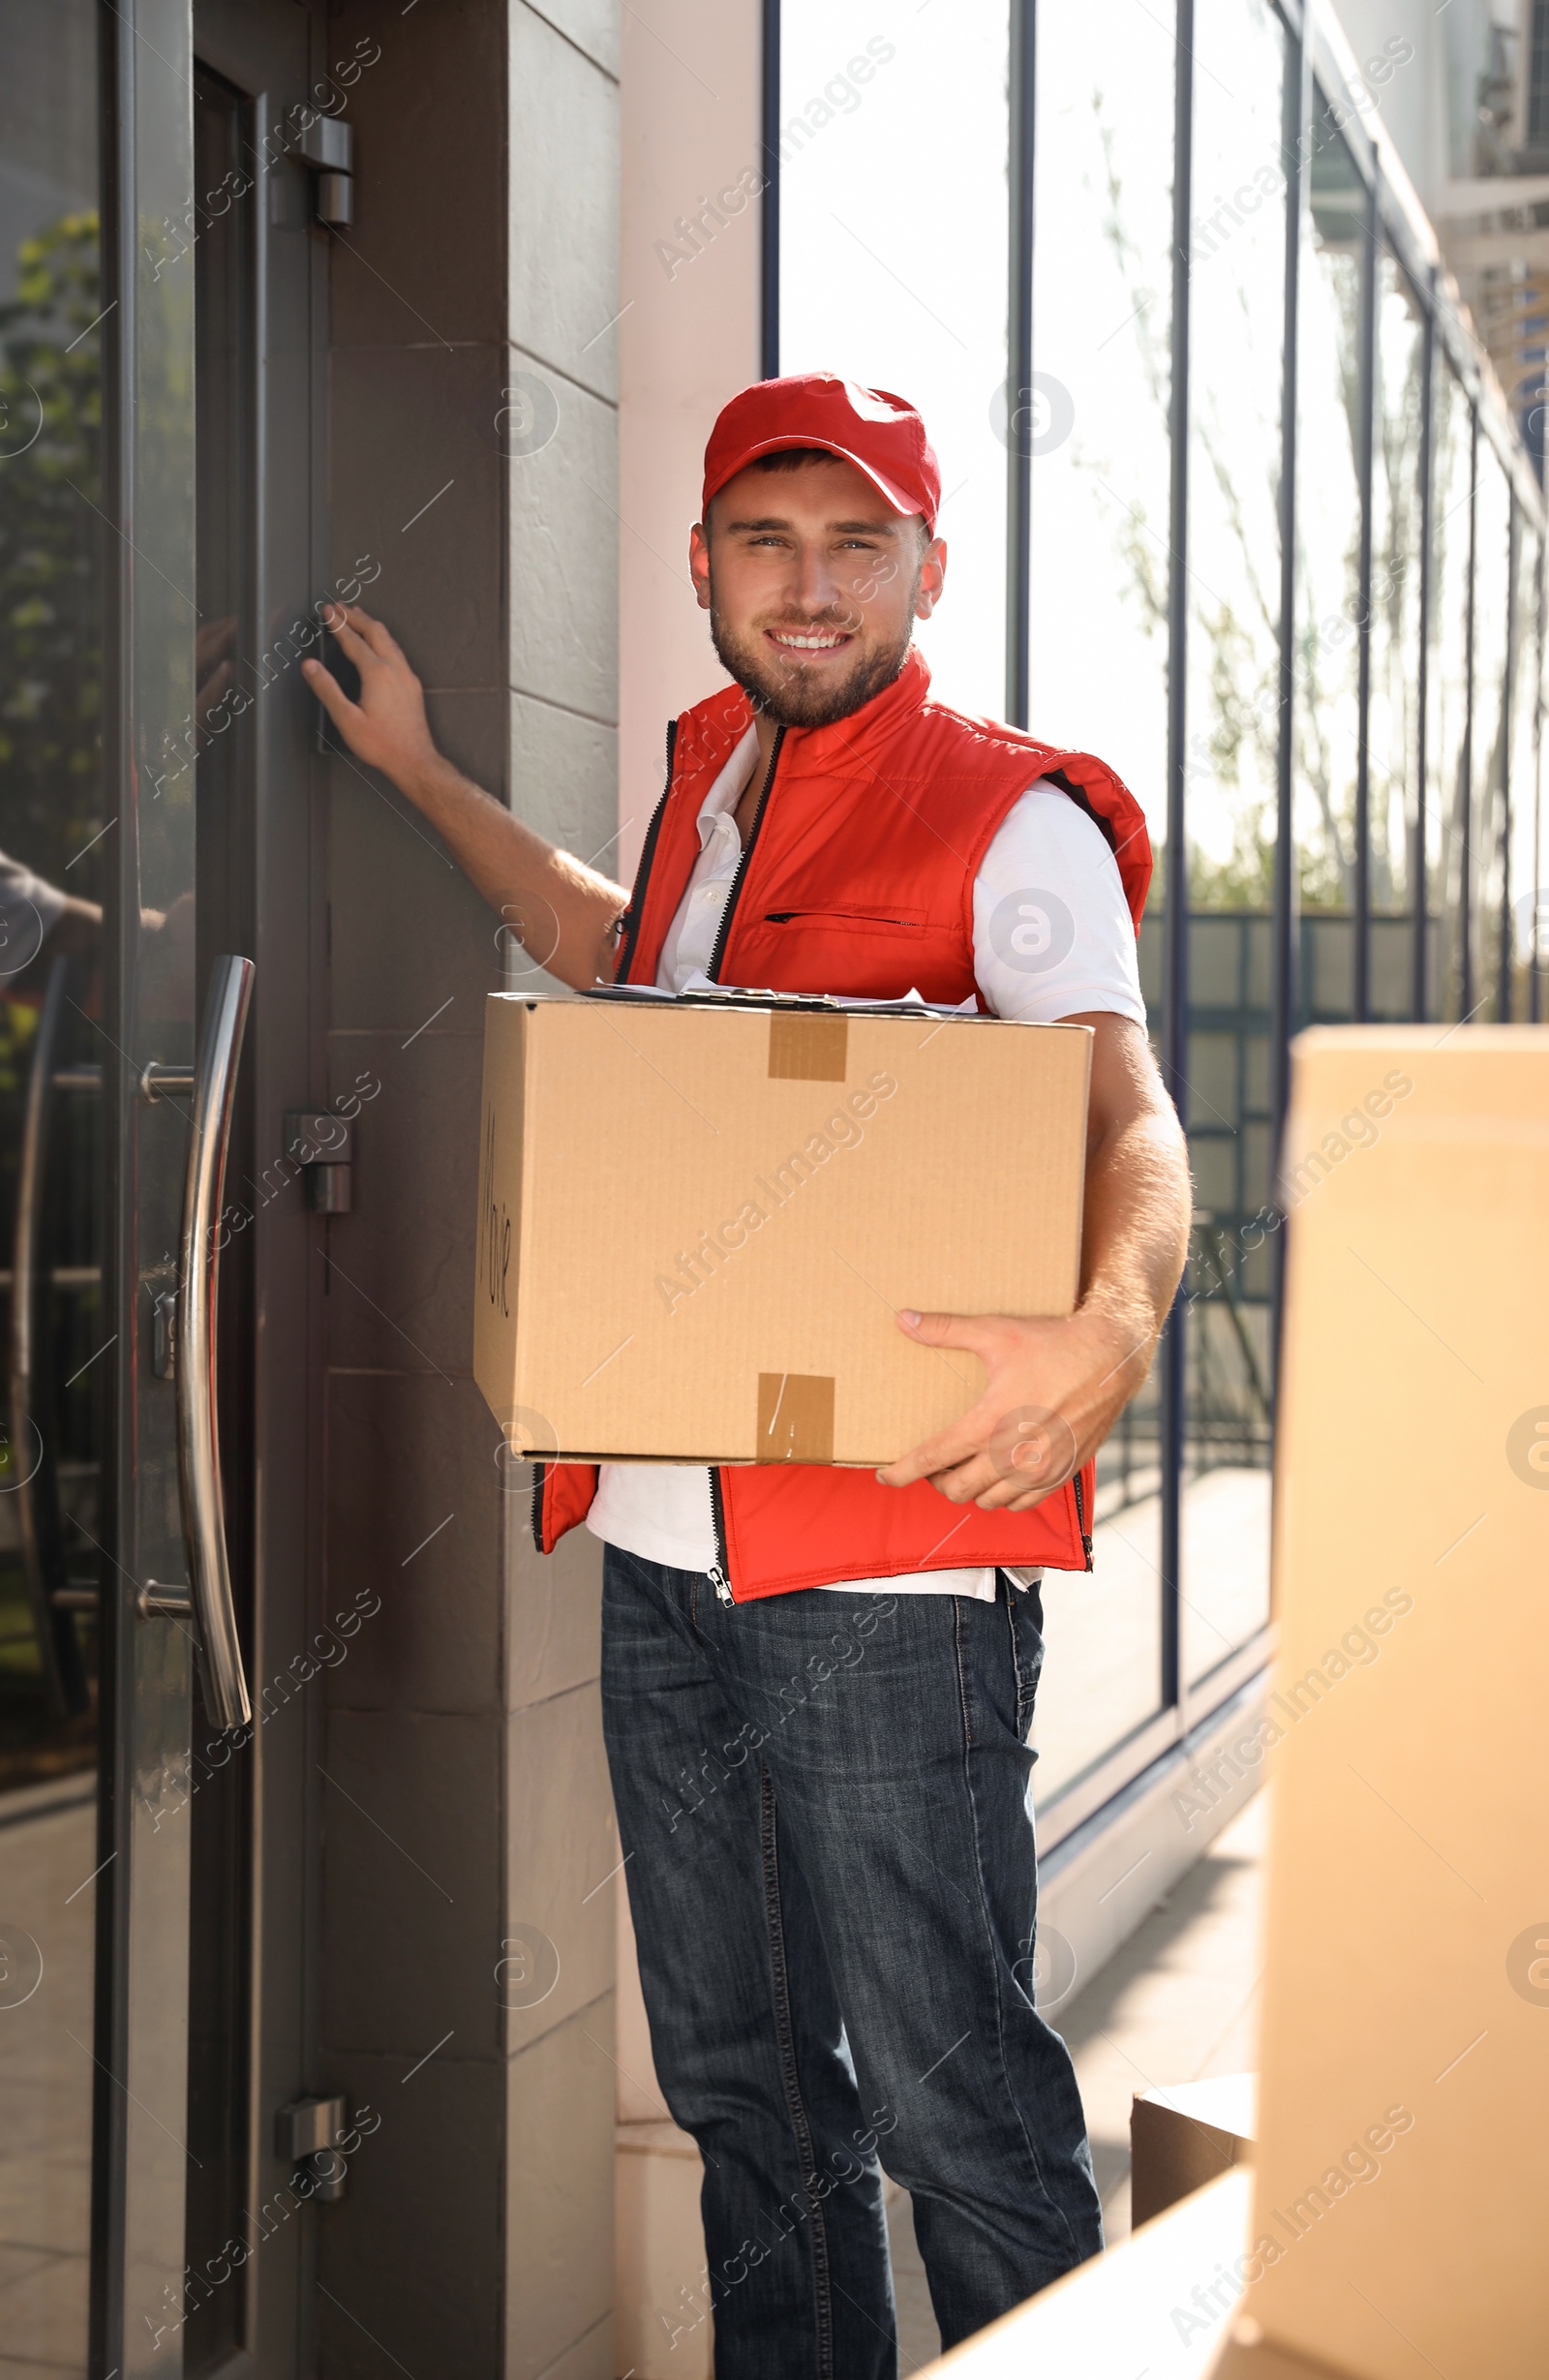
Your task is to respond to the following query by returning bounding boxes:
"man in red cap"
[306,374,1191,2368]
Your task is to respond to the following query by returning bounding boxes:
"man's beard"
[709,592,918,728]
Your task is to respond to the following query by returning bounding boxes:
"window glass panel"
[1024,0,1175,851]
[0,1,104,2365]
[778,5,1009,717]
[1370,249,1426,1020]
[1020,0,1175,1808]
[1186,0,1287,916]
[1508,522,1544,1014]
[1032,1378,1162,1810]
[1181,0,1287,1692]
[1471,439,1511,1015]
[1426,365,1473,1021]
[1292,104,1365,941]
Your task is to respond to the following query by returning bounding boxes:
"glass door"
[0,5,112,2368]
[0,3,325,2371]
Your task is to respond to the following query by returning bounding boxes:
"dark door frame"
[93,3,331,2370]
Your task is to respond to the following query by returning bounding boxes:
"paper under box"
[472,992,1091,1466]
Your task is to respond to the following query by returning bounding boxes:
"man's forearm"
[1078,1107,1192,1367]
[301,605,629,989]
[875,1093,1190,1510]
[394,752,627,990]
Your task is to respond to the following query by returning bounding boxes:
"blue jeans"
[599,1548,1103,2377]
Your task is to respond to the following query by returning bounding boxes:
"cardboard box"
[1229,1028,1549,2380]
[1130,2073,1257,2228]
[472,991,1091,1464]
[915,2168,1255,2375]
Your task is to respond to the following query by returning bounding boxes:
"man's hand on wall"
[302,603,627,989]
[303,603,440,786]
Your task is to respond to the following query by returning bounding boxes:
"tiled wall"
[317,5,620,2372]
[607,9,761,2364]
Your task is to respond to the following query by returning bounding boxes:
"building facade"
[0,2,1539,2375]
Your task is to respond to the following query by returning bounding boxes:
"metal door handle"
[174,955,255,1729]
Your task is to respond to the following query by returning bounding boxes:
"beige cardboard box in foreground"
[1207,1027,1549,2380]
[472,992,1090,1466]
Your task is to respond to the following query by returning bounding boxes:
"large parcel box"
[1213,1029,1549,2380]
[472,991,1090,1466]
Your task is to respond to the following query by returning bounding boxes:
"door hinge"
[285,1111,354,1212]
[276,2093,351,2202]
[297,118,353,226]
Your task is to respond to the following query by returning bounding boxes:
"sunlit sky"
[779,3,1011,724]
[779,0,1532,920]
[779,0,1194,844]
[779,0,1365,875]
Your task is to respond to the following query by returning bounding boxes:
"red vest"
[534,648,1152,1601]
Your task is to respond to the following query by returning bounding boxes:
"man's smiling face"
[689,450,946,728]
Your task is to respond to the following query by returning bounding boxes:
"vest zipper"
[1072,1466,1093,1570]
[618,715,742,1605]
[707,1469,735,1604]
[614,717,679,982]
[702,727,785,1601]
[707,723,786,981]
[530,1459,547,1555]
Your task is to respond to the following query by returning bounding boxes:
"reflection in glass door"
[0,2,108,2365]
[0,3,324,2368]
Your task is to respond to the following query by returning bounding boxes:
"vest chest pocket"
[748,905,969,1003]
[761,905,929,935]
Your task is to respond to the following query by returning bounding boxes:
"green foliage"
[1189,820,1274,909]
[0,211,104,891]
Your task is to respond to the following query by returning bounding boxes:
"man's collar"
[683,644,933,802]
[694,721,760,843]
[774,644,932,776]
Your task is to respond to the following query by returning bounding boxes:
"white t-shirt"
[587,722,1145,1598]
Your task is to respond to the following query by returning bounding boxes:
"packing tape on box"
[767,1012,848,1083]
[757,1372,835,1463]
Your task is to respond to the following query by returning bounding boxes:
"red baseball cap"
[702,373,941,534]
